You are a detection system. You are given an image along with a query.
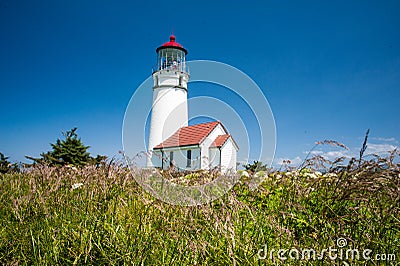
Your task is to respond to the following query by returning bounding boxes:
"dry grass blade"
[359,129,370,165]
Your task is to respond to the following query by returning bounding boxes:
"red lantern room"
[155,35,188,72]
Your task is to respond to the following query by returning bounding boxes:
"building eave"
[153,144,200,151]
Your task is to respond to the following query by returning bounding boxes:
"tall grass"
[0,151,399,265]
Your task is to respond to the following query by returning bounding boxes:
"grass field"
[0,151,399,265]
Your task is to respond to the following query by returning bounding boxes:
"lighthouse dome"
[156,35,187,54]
[155,35,188,73]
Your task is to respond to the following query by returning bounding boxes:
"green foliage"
[243,160,268,173]
[26,128,105,167]
[0,152,11,173]
[0,151,398,265]
[89,154,108,167]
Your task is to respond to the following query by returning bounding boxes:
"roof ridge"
[197,121,220,144]
[185,120,219,127]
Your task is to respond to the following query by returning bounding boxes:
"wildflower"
[324,173,337,178]
[238,170,249,178]
[254,171,266,178]
[71,183,83,190]
[308,173,318,179]
[285,171,300,178]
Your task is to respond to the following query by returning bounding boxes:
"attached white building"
[146,35,238,172]
[151,121,238,173]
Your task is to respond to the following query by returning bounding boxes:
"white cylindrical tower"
[147,35,189,167]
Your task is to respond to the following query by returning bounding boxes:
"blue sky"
[1,0,399,166]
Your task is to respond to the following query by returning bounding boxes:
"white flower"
[71,183,83,190]
[304,173,317,179]
[285,171,300,178]
[324,173,337,178]
[238,170,249,177]
[66,165,78,171]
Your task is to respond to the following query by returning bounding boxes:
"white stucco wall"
[208,147,220,169]
[199,124,226,170]
[220,138,237,173]
[152,146,200,170]
[151,150,163,168]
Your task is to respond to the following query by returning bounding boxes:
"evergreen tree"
[89,154,108,167]
[0,152,11,173]
[26,128,95,166]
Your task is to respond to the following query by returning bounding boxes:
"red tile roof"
[153,121,221,149]
[210,134,230,148]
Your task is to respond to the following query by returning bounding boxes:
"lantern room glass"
[156,48,187,72]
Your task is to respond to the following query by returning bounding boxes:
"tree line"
[1,128,106,173]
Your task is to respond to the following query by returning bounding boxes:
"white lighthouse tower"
[147,35,189,167]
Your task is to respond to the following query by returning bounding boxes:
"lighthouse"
[147,35,190,167]
[147,35,238,172]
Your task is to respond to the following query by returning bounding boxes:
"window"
[179,76,182,86]
[169,151,174,167]
[186,150,192,168]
